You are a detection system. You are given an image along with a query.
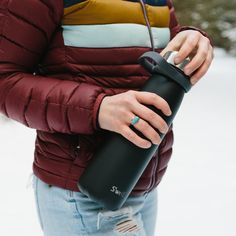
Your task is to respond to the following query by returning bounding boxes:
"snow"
[158,48,236,236]
[0,48,235,235]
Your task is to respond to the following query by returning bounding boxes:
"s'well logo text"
[110,186,126,198]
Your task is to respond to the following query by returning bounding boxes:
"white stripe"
[62,23,170,48]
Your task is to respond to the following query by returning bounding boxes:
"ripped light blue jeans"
[32,174,158,236]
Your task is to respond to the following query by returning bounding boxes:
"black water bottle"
[77,51,192,211]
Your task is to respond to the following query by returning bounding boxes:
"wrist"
[92,93,109,131]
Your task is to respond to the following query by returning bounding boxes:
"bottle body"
[78,74,186,211]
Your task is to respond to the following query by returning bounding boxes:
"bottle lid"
[138,51,192,93]
[163,51,191,72]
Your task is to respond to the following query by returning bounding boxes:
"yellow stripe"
[62,0,170,27]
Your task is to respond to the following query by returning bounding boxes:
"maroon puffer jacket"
[0,0,210,196]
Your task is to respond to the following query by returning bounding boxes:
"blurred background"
[0,0,236,235]
[158,1,236,235]
[174,0,236,55]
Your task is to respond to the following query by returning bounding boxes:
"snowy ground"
[0,48,235,236]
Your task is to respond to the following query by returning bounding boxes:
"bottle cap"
[138,51,192,92]
[163,51,191,72]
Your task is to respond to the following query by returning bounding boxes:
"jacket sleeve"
[167,0,213,45]
[0,0,108,134]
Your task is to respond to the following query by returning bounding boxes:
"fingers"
[160,32,185,57]
[128,112,162,146]
[120,125,152,149]
[116,91,172,148]
[190,45,214,85]
[134,91,172,116]
[174,31,201,65]
[160,30,214,85]
[130,101,169,134]
[183,37,210,76]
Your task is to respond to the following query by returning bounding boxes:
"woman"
[0,0,213,235]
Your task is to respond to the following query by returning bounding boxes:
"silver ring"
[131,115,140,126]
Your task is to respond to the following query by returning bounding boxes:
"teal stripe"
[62,23,170,48]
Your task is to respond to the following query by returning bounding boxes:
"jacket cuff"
[92,92,109,131]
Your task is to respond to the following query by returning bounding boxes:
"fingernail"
[174,57,181,64]
[147,142,152,148]
[191,77,197,84]
[164,126,169,133]
[167,110,172,116]
[162,126,168,133]
[184,68,192,75]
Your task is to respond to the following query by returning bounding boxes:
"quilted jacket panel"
[0,0,210,195]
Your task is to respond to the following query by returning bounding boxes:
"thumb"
[160,33,186,57]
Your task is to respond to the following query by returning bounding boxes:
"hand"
[98,90,172,149]
[160,30,214,85]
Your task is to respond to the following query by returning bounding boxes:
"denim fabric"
[32,174,158,236]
